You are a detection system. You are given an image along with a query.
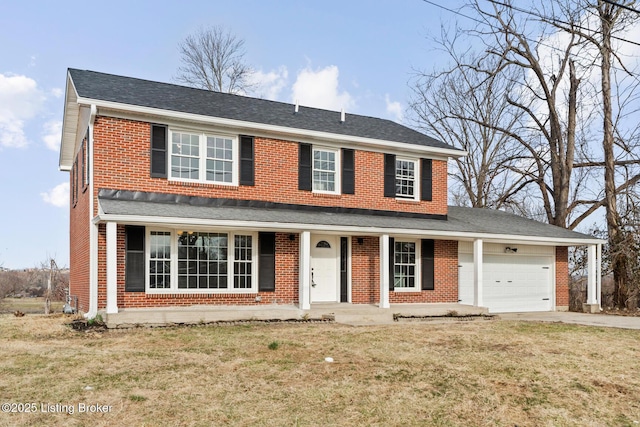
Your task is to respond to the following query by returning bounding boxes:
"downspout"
[86,105,98,318]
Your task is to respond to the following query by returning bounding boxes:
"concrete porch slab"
[103,303,489,328]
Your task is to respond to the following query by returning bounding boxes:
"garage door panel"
[458,252,553,313]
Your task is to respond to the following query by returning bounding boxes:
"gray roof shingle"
[69,68,456,150]
[97,190,599,244]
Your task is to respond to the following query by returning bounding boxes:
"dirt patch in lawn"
[1,315,639,426]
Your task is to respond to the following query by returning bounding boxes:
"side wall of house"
[69,140,91,314]
[555,246,569,311]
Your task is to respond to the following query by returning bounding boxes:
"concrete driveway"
[499,311,640,330]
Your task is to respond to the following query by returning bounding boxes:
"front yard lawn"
[1,315,639,426]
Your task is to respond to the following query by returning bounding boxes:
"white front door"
[310,235,339,303]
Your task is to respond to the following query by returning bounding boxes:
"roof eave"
[81,97,466,158]
[93,212,604,246]
[59,72,79,171]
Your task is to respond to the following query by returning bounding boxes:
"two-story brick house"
[59,69,603,324]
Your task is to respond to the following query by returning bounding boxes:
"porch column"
[379,234,390,309]
[299,231,311,310]
[586,244,598,305]
[473,239,483,307]
[105,221,118,314]
[597,243,602,308]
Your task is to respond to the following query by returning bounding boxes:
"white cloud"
[385,94,403,123]
[248,66,289,100]
[41,182,69,208]
[42,120,62,151]
[0,73,45,148]
[291,65,355,111]
[50,88,63,98]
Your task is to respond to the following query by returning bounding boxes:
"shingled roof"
[67,68,456,150]
[97,189,602,245]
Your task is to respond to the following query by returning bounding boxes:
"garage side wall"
[555,247,569,311]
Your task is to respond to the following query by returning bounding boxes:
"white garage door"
[458,252,553,313]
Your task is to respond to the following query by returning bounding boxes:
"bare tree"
[175,25,254,94]
[410,34,531,211]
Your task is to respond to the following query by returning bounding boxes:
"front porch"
[103,302,489,328]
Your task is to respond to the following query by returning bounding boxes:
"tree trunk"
[599,1,629,309]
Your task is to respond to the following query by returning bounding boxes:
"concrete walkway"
[499,311,640,330]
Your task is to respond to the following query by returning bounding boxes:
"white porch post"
[105,221,118,314]
[597,243,602,308]
[473,239,483,307]
[379,234,390,309]
[587,244,598,305]
[299,231,311,310]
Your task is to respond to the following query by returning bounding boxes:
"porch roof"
[97,190,603,246]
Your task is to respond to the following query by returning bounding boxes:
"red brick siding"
[69,148,91,314]
[389,240,458,303]
[351,237,380,304]
[555,246,569,308]
[91,116,448,216]
[89,115,457,309]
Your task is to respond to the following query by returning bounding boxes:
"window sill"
[145,289,257,295]
[313,192,341,198]
[395,197,420,203]
[392,288,421,293]
[168,180,239,190]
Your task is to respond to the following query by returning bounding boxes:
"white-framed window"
[170,130,237,185]
[149,231,172,289]
[146,229,256,293]
[393,240,420,291]
[395,158,419,200]
[313,147,340,193]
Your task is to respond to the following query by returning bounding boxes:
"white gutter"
[92,213,605,247]
[75,96,467,159]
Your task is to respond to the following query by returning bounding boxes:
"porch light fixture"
[357,237,364,245]
[289,234,296,241]
[505,247,518,253]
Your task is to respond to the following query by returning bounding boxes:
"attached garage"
[458,242,554,313]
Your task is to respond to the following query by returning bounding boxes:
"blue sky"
[0,0,471,269]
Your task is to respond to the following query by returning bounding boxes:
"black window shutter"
[421,239,435,291]
[150,124,168,178]
[342,148,355,194]
[239,135,255,186]
[389,237,395,291]
[125,226,145,292]
[384,154,396,198]
[421,158,433,201]
[299,143,312,191]
[258,232,276,292]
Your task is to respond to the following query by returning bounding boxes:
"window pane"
[177,232,228,289]
[234,235,253,289]
[395,159,416,198]
[149,231,171,289]
[394,241,416,289]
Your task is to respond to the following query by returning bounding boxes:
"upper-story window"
[313,148,339,193]
[170,130,237,185]
[395,158,419,201]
